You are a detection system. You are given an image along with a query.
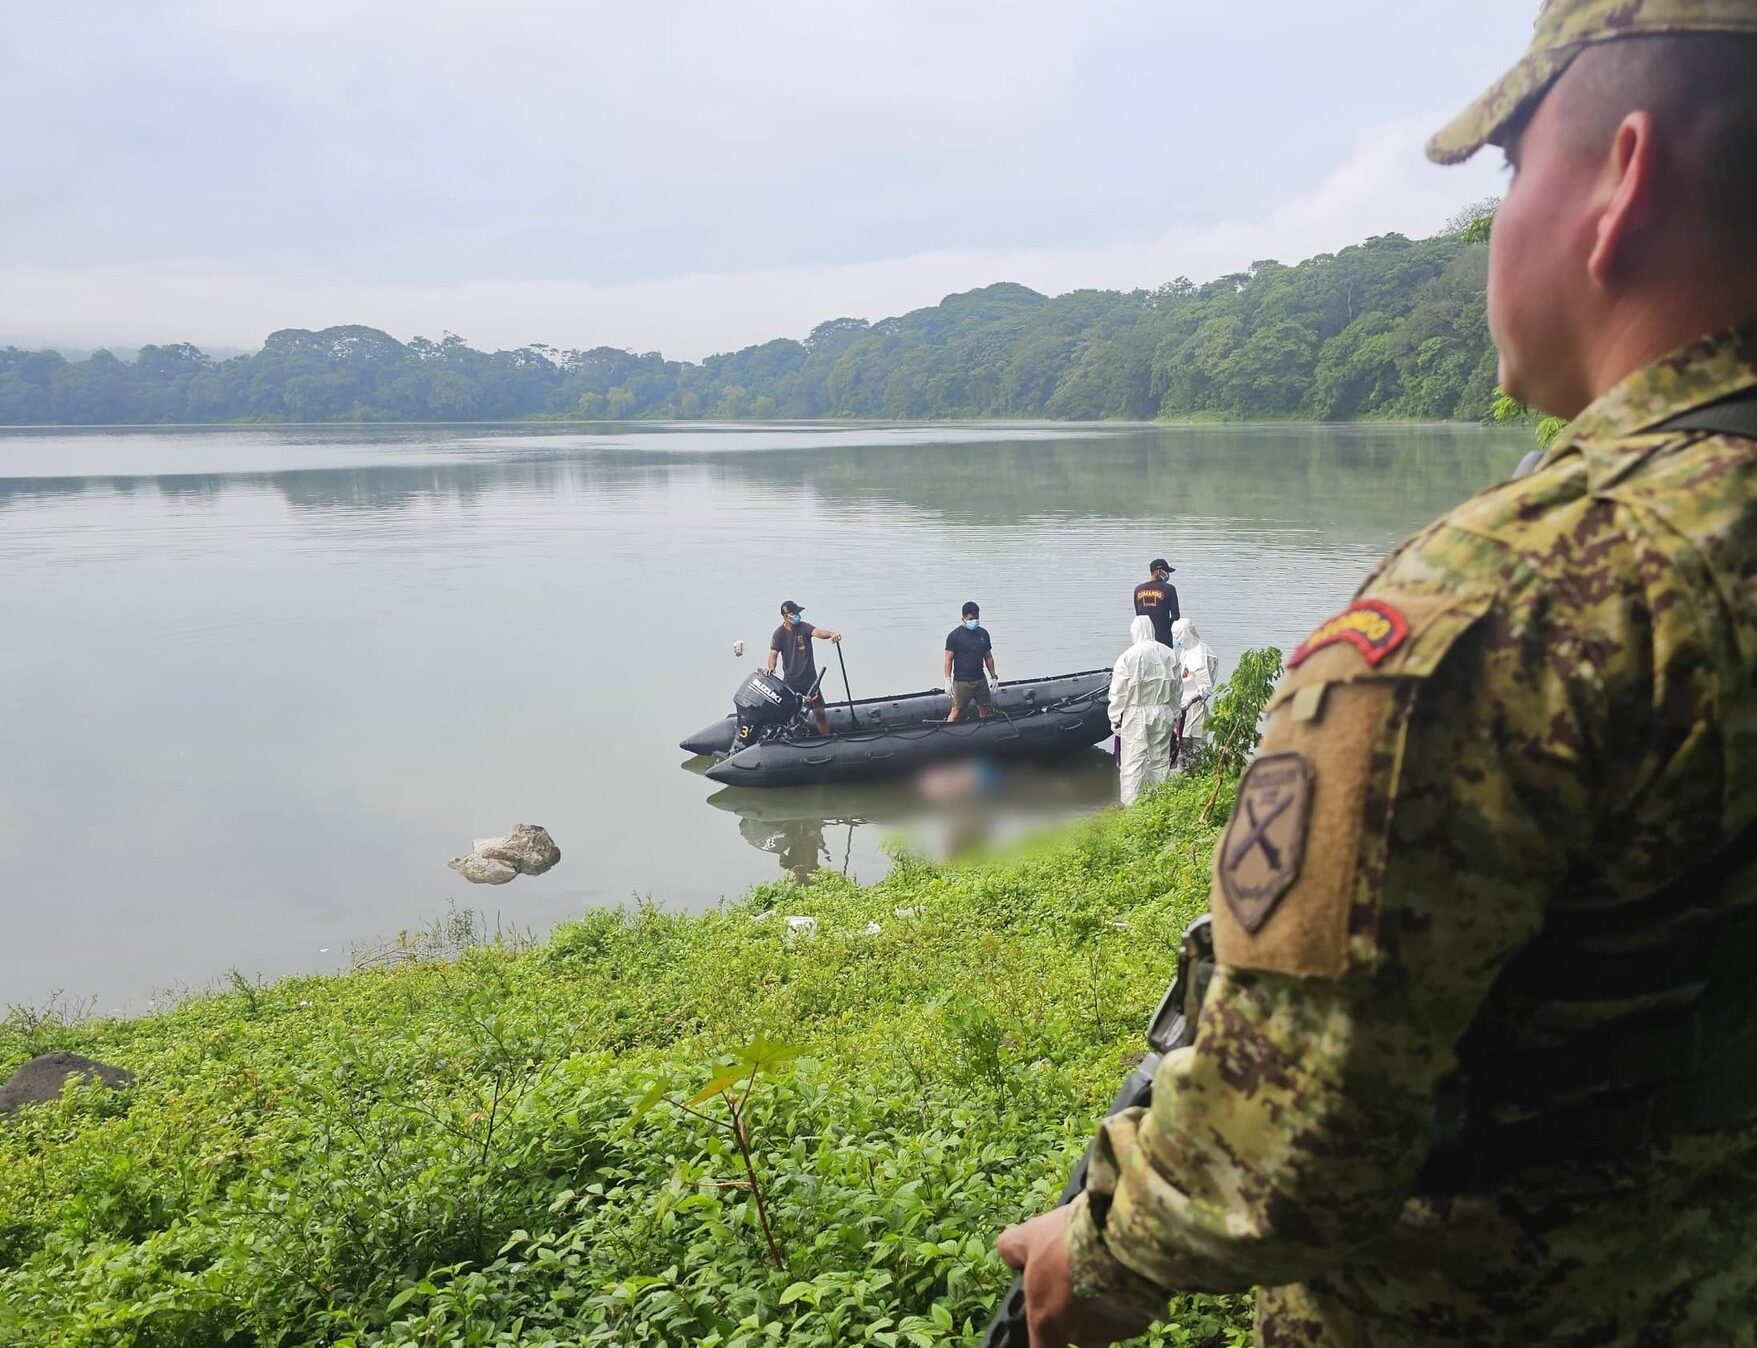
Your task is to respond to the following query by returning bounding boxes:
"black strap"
[1425,819,1757,1184]
[1424,1057,1757,1190]
[1648,383,1757,439]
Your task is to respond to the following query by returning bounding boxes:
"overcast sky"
[0,1,1530,360]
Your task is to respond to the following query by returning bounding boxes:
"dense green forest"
[0,229,1497,426]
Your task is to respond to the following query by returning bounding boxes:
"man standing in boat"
[1132,558,1179,647]
[944,601,996,722]
[765,600,840,737]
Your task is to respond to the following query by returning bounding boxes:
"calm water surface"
[0,421,1527,1008]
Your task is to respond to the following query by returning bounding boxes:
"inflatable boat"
[679,669,1111,756]
[682,668,1112,788]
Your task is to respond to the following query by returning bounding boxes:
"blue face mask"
[786,610,802,622]
[963,618,979,630]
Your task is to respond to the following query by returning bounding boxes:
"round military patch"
[1219,752,1314,933]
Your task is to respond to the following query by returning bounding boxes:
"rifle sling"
[1645,383,1757,438]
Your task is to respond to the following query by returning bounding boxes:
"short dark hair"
[1558,34,1757,245]
[961,601,980,619]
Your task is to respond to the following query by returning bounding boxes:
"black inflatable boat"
[682,668,1112,788]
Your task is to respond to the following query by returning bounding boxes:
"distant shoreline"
[0,413,1517,434]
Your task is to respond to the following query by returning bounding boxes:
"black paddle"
[835,640,854,717]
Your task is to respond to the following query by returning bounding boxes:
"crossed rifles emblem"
[1219,752,1311,932]
[1226,789,1293,874]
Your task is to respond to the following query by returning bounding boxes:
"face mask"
[963,618,979,630]
[786,610,801,622]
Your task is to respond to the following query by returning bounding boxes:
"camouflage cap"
[1428,0,1757,164]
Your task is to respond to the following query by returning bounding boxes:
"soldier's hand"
[996,1207,1149,1348]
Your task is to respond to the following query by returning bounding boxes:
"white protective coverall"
[1109,615,1181,805]
[1171,617,1221,747]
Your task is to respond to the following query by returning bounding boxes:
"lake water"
[0,421,1527,1010]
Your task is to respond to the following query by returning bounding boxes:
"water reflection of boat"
[735,815,834,886]
[707,750,1118,878]
[703,752,1116,824]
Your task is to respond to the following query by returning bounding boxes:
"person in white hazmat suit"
[1171,617,1221,762]
[1108,615,1181,806]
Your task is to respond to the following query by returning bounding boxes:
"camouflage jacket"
[1067,323,1757,1346]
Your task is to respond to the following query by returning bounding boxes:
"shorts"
[952,678,992,713]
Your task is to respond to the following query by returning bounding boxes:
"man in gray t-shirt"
[766,599,841,735]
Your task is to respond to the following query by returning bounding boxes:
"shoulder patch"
[1213,587,1494,980]
[1219,753,1312,933]
[1288,599,1409,669]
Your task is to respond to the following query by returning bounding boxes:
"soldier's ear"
[1588,110,1659,288]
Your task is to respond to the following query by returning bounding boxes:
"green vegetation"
[1491,392,1570,450]
[0,227,1497,427]
[0,656,1281,1347]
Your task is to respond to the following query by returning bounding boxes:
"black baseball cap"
[1149,558,1175,574]
[780,599,803,615]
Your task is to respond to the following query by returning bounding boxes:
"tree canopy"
[0,231,1497,426]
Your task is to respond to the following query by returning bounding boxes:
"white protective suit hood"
[1110,617,1180,717]
[1172,618,1220,709]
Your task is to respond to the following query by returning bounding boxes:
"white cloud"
[0,118,1501,360]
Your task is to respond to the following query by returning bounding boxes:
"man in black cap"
[765,600,841,736]
[1132,559,1179,648]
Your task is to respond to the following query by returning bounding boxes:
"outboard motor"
[732,671,802,750]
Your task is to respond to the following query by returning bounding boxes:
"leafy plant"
[1492,389,1569,450]
[1195,647,1284,820]
[634,1035,806,1268]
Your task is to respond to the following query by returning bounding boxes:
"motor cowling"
[733,671,802,749]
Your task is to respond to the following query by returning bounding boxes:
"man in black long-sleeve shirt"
[1132,558,1179,648]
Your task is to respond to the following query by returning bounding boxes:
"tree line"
[0,228,1497,426]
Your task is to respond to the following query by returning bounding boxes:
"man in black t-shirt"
[766,599,842,735]
[943,600,996,722]
[1132,557,1180,647]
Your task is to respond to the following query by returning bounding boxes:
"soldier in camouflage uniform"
[998,3,1757,1344]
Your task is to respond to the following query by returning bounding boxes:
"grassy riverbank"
[1,768,1260,1347]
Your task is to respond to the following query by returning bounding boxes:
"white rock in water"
[478,823,561,875]
[448,823,561,885]
[449,854,518,885]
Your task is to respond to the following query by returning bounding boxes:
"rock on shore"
[0,1051,135,1115]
